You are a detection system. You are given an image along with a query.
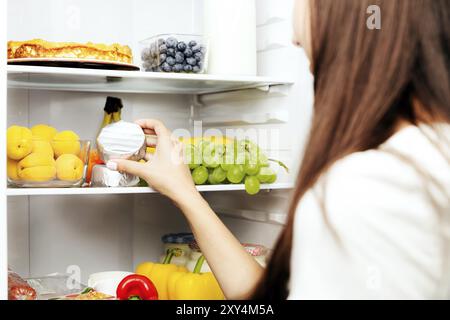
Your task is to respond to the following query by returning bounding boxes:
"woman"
[108,0,450,299]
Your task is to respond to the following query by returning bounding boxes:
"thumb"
[107,159,147,178]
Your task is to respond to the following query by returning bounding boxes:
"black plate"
[8,59,140,71]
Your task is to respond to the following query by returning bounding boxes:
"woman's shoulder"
[291,124,450,299]
[325,123,450,194]
[303,123,450,229]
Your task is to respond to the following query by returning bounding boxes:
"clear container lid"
[241,243,269,257]
[162,233,195,244]
[189,241,268,257]
[97,120,146,162]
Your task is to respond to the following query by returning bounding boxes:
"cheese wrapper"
[97,121,146,162]
[91,165,140,187]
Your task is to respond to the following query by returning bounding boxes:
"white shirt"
[288,124,450,299]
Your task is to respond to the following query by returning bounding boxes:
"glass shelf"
[7,65,293,95]
[6,183,294,196]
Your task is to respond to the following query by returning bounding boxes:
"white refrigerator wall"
[7,0,314,282]
[7,90,191,281]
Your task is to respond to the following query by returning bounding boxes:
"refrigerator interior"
[5,0,314,285]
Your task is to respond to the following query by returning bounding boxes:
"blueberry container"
[140,34,209,74]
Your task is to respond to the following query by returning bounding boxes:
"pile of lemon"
[7,124,85,183]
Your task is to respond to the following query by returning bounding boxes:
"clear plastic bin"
[140,34,209,74]
[7,139,91,188]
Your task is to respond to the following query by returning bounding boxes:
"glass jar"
[186,242,269,272]
[159,233,195,267]
[186,249,211,273]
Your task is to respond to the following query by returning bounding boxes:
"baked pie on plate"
[8,39,139,71]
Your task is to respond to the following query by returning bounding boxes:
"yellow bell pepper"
[135,249,188,300]
[168,255,225,300]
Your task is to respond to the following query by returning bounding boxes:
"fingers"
[173,140,183,156]
[135,119,174,150]
[171,140,185,165]
[144,152,154,162]
[135,119,171,137]
[145,135,158,147]
[107,159,147,178]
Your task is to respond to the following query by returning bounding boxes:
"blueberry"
[193,66,201,73]
[175,52,185,64]
[173,64,184,73]
[177,41,187,52]
[166,56,176,66]
[159,44,167,54]
[184,64,193,72]
[186,57,197,66]
[194,52,203,62]
[161,62,172,72]
[158,38,165,46]
[189,40,197,47]
[167,48,176,57]
[159,53,167,63]
[192,45,201,53]
[166,37,178,48]
[184,48,193,58]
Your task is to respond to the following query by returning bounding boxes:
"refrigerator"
[2,0,314,299]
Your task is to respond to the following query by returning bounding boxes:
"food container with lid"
[97,120,146,163]
[26,273,86,300]
[140,34,209,74]
[90,164,140,187]
[94,120,145,187]
[242,243,269,267]
[87,271,133,297]
[159,233,195,267]
[187,249,211,273]
[186,242,269,272]
[7,139,91,188]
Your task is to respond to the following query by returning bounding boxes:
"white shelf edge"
[6,183,294,196]
[214,207,288,225]
[7,65,293,83]
[198,110,289,126]
[7,65,295,95]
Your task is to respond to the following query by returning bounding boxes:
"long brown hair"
[253,0,450,300]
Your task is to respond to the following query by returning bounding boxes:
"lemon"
[7,125,33,160]
[32,140,54,158]
[18,153,56,182]
[55,154,84,181]
[31,124,57,142]
[7,158,20,180]
[51,130,81,157]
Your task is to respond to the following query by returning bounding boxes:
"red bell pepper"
[116,274,158,300]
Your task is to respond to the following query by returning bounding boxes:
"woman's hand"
[107,119,263,299]
[106,119,198,205]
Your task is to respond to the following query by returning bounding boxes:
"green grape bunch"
[185,138,288,195]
